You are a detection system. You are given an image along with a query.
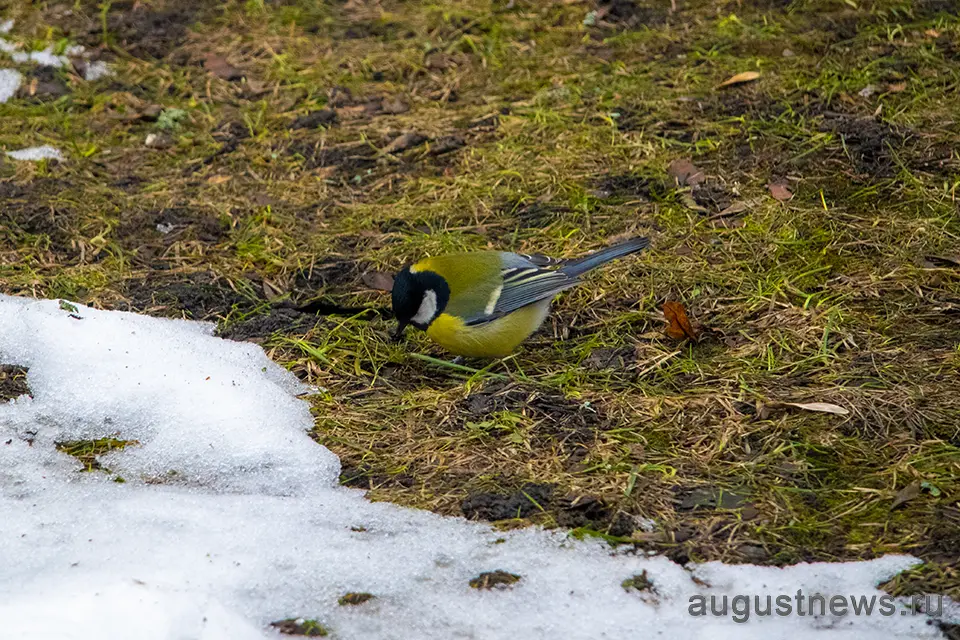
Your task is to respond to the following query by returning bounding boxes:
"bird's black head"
[391,266,451,340]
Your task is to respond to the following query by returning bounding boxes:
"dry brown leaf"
[925,28,941,38]
[768,183,793,201]
[261,279,284,299]
[716,71,760,89]
[382,131,429,155]
[207,175,232,185]
[783,401,849,416]
[887,82,907,93]
[243,79,270,97]
[924,255,960,268]
[362,271,395,291]
[714,200,752,217]
[891,481,921,510]
[204,53,243,81]
[663,301,698,341]
[667,158,704,186]
[680,193,708,213]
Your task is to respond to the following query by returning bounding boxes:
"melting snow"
[0,19,110,79]
[0,295,948,639]
[0,67,20,102]
[11,45,66,67]
[6,145,63,161]
[84,60,112,81]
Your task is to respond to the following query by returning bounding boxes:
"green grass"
[2,0,960,604]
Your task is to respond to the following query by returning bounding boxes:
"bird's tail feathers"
[560,237,649,277]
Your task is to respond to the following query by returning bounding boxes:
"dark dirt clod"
[738,543,770,563]
[0,365,31,402]
[462,483,556,521]
[0,180,78,258]
[105,2,203,60]
[293,261,361,292]
[608,511,639,537]
[555,494,611,528]
[291,109,338,130]
[591,174,653,201]
[690,182,733,213]
[818,114,907,176]
[593,0,667,29]
[217,308,318,342]
[338,592,375,606]
[469,570,522,590]
[459,382,607,447]
[288,140,378,172]
[122,274,256,320]
[270,619,329,637]
[17,67,70,101]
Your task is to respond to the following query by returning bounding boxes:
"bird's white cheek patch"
[412,289,438,325]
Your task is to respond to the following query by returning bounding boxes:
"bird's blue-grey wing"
[463,253,578,326]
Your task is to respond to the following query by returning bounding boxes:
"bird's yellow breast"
[426,300,552,358]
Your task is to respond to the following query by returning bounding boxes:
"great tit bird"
[391,237,649,358]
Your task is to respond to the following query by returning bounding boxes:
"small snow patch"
[84,60,112,81]
[6,145,63,161]
[0,67,20,103]
[0,19,12,34]
[11,46,66,67]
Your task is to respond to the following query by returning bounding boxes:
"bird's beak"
[392,321,408,342]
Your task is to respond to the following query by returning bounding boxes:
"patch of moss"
[469,570,522,590]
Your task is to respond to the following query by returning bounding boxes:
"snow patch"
[84,59,112,81]
[6,145,63,161]
[0,294,948,640]
[11,45,66,67]
[0,67,20,102]
[0,20,110,79]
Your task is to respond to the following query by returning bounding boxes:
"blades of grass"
[408,353,509,380]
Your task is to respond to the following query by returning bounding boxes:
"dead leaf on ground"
[712,200,754,218]
[207,175,232,185]
[887,82,907,93]
[716,71,760,89]
[923,255,960,268]
[262,279,284,299]
[891,481,921,510]
[663,301,699,341]
[667,158,704,186]
[381,98,410,115]
[362,271,394,291]
[243,79,270,97]
[782,401,850,416]
[382,131,429,155]
[204,53,244,81]
[768,183,793,201]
